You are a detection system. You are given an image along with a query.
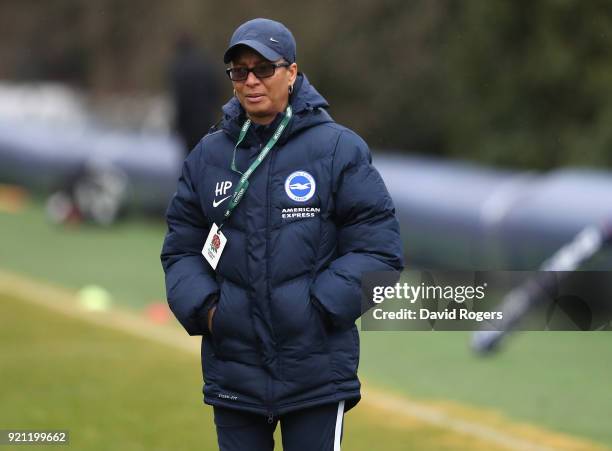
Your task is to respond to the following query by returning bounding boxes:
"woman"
[161,18,404,451]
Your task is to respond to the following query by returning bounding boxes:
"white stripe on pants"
[334,400,345,451]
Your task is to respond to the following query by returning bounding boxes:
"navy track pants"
[213,401,345,451]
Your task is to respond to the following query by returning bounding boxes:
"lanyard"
[221,105,292,226]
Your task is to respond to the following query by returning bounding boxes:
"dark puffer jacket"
[161,73,404,418]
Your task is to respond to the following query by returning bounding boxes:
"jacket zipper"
[265,141,279,422]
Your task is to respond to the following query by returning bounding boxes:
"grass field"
[1,202,611,449]
[0,202,165,309]
[2,292,528,451]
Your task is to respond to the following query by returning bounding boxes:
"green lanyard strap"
[222,105,293,225]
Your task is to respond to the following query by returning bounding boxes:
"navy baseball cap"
[223,18,296,64]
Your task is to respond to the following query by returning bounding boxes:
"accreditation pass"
[202,223,227,270]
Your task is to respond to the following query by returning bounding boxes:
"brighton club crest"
[285,171,316,202]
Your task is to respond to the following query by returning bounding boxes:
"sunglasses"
[226,62,291,81]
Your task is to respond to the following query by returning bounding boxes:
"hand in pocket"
[208,305,217,334]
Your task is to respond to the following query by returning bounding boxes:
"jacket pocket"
[210,279,259,364]
[308,297,330,352]
[210,291,227,356]
[289,303,329,358]
[273,289,329,359]
[209,278,235,358]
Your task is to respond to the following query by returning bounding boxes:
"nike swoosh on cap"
[269,37,279,43]
[212,195,231,208]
